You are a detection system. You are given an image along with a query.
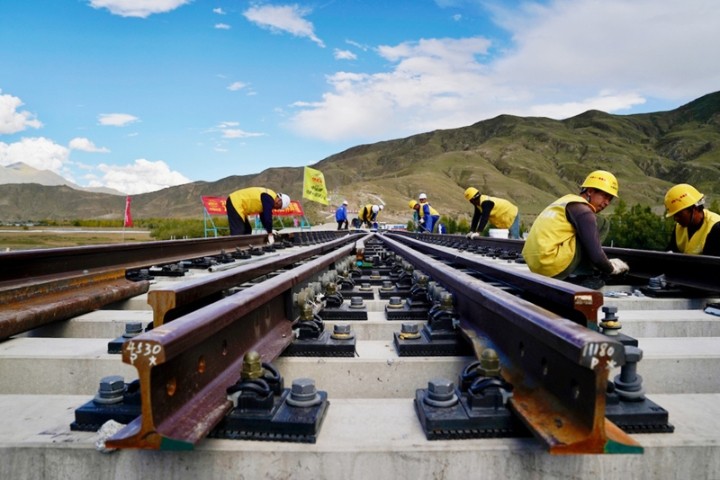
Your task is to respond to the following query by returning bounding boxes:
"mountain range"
[0,162,124,196]
[1,91,719,226]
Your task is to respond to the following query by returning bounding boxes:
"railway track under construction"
[1,229,719,479]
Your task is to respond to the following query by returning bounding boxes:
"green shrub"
[607,200,673,250]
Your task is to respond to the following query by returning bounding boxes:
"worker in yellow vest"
[356,204,383,229]
[463,188,521,239]
[409,199,440,232]
[226,187,290,243]
[664,184,720,256]
[521,170,629,289]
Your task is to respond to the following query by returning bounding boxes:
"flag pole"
[123,195,133,242]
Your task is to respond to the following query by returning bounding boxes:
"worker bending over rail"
[464,187,521,239]
[354,204,383,229]
[226,187,290,244]
[409,197,440,233]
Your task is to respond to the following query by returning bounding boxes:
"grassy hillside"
[1,91,719,226]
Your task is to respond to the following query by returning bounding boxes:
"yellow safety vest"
[522,194,589,277]
[478,195,518,229]
[360,204,379,222]
[418,203,439,217]
[228,187,277,221]
[675,210,720,254]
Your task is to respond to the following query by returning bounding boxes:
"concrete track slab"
[21,310,153,339]
[25,308,720,341]
[0,394,717,480]
[600,309,720,338]
[2,337,718,396]
[604,294,719,311]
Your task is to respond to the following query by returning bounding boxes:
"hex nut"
[286,377,322,407]
[93,375,126,405]
[424,378,458,408]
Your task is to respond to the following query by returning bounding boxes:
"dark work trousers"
[226,197,252,235]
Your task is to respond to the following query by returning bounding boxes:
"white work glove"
[419,218,425,224]
[609,258,629,275]
[267,233,275,245]
[469,232,480,240]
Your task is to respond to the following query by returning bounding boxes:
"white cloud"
[287,0,720,142]
[221,129,265,139]
[334,49,357,60]
[488,0,720,100]
[0,93,43,134]
[527,91,647,118]
[227,81,247,91]
[215,23,231,30]
[213,7,226,15]
[69,137,110,153]
[88,0,191,18]
[0,137,69,172]
[244,4,325,47]
[98,113,139,127]
[288,37,493,140]
[345,40,369,51]
[88,159,190,194]
[214,122,264,139]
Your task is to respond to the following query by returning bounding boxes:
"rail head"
[379,234,639,454]
[385,232,604,328]
[107,241,358,450]
[0,231,361,285]
[147,235,362,326]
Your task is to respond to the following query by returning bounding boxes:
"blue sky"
[1,0,719,194]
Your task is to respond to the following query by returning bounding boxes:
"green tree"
[440,215,458,234]
[455,217,470,234]
[710,198,720,213]
[607,200,672,250]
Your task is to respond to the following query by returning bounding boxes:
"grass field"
[0,228,153,251]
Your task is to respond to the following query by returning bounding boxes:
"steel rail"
[394,231,524,252]
[106,240,361,450]
[385,233,603,328]
[603,246,720,292]
[0,230,351,286]
[396,231,720,292]
[149,234,363,326]
[379,234,641,454]
[0,269,149,340]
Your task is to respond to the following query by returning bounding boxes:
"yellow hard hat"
[464,187,480,202]
[408,200,418,209]
[664,184,704,217]
[581,170,619,197]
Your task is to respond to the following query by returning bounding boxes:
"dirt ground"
[0,227,153,251]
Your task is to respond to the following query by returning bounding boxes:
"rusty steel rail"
[385,233,603,329]
[0,269,149,340]
[394,231,524,253]
[397,231,720,293]
[380,234,641,454]
[106,240,361,450]
[0,230,351,286]
[149,234,363,326]
[0,231,356,339]
[603,246,720,292]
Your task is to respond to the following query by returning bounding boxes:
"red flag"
[124,195,133,227]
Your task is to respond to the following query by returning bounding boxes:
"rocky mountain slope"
[1,91,718,225]
[0,162,124,196]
